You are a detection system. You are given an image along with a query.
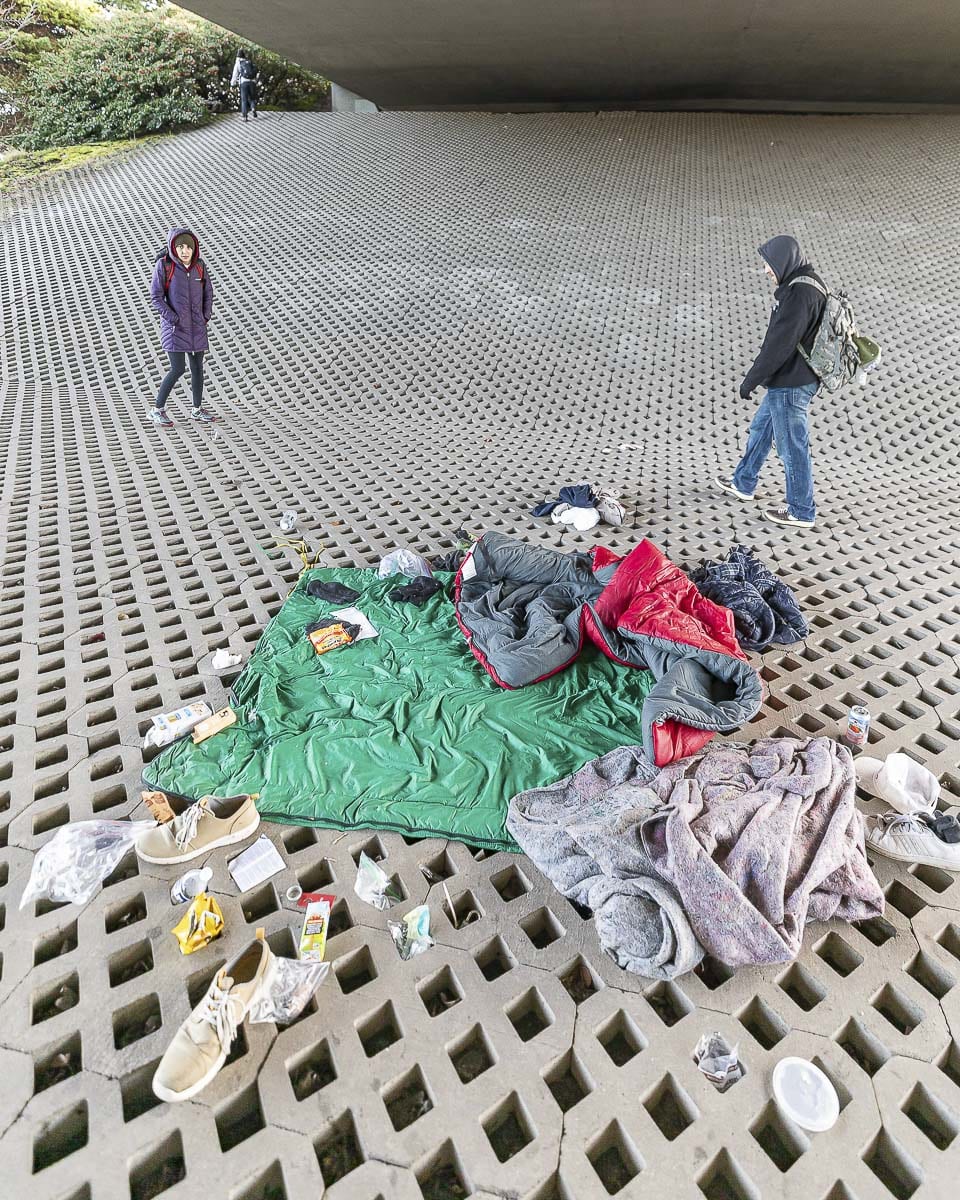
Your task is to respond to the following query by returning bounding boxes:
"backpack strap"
[162,256,204,296]
[788,275,828,298]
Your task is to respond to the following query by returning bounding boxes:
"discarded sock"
[306,580,361,604]
[921,812,960,844]
[390,577,445,607]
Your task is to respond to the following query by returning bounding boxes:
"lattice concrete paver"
[1,110,960,1200]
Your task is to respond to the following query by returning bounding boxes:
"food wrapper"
[192,707,237,744]
[693,1031,743,1092]
[172,892,224,955]
[388,905,435,960]
[307,622,354,655]
[298,893,336,962]
[142,791,176,823]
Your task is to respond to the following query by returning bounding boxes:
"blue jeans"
[733,382,818,522]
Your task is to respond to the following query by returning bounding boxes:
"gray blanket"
[507,736,884,979]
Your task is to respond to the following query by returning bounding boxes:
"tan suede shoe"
[136,793,259,865]
[152,938,274,1102]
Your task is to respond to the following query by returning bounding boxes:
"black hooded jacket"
[741,236,826,395]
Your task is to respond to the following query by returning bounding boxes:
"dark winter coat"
[689,544,809,653]
[741,235,825,395]
[150,227,214,353]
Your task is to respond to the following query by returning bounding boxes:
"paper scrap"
[228,835,286,892]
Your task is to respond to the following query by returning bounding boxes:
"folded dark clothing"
[431,550,465,573]
[690,544,808,652]
[390,577,445,607]
[532,482,597,517]
[306,580,361,604]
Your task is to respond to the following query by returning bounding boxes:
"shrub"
[15,7,328,149]
[189,22,329,113]
[1,1,96,125]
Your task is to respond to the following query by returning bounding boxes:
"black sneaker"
[714,475,755,501]
[764,507,815,529]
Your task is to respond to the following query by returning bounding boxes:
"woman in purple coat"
[149,228,217,426]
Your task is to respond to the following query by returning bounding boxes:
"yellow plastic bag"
[172,892,224,955]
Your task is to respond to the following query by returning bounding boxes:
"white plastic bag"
[377,548,433,579]
[20,820,154,909]
[247,956,329,1024]
[354,850,401,910]
[211,649,242,670]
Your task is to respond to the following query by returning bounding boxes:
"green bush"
[14,7,328,149]
[1,1,96,124]
[18,11,211,147]
[189,23,329,113]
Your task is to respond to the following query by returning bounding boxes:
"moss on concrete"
[0,138,153,193]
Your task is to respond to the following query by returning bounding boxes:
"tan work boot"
[152,937,274,1102]
[136,793,259,865]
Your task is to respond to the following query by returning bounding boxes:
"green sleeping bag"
[143,567,655,852]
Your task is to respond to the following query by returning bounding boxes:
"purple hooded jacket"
[150,227,214,353]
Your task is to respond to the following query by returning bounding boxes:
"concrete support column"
[330,82,378,113]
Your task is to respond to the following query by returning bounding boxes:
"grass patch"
[0,139,152,193]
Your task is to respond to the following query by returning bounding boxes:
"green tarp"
[143,567,655,852]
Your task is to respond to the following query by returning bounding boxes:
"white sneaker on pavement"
[865,812,960,872]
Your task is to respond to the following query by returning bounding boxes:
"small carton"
[192,707,237,744]
[297,892,336,963]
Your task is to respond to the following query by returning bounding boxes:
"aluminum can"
[844,705,871,748]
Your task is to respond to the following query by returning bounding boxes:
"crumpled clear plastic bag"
[377,548,433,579]
[20,820,154,909]
[354,850,402,910]
[247,955,329,1024]
[388,905,435,960]
[693,1031,744,1092]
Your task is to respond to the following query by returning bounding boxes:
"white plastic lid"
[772,1057,839,1133]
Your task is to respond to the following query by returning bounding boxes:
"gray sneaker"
[714,475,755,501]
[190,407,219,422]
[765,507,815,529]
[150,407,173,428]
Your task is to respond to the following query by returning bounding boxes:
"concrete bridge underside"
[184,0,960,110]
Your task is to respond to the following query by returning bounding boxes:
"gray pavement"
[1,111,959,1200]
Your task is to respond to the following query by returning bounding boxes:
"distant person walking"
[231,50,259,122]
[716,235,826,529]
[149,228,218,426]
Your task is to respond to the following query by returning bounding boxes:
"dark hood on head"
[167,227,199,266]
[758,235,805,284]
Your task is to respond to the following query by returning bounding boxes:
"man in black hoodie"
[716,235,826,529]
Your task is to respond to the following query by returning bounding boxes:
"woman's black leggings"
[156,351,204,408]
